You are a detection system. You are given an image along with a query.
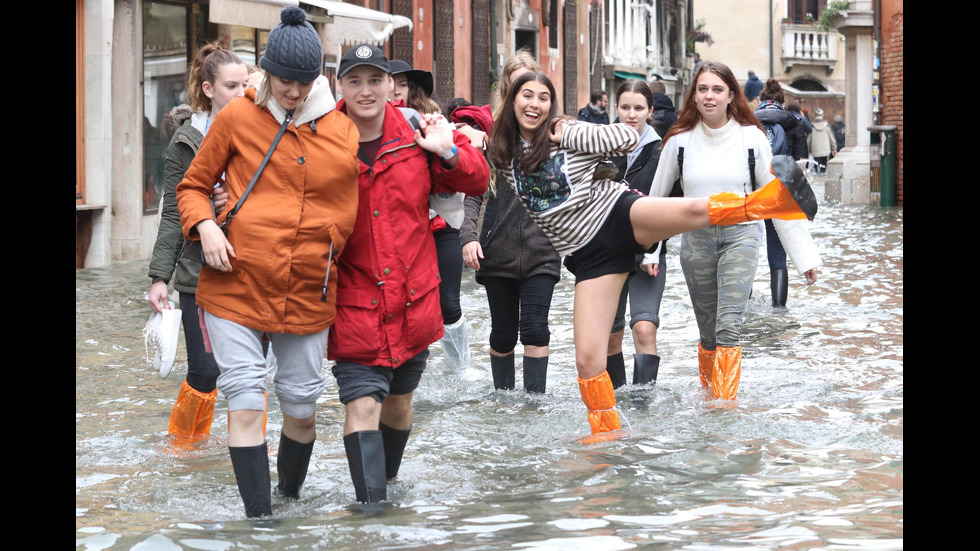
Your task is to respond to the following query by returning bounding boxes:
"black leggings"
[434,227,464,325]
[481,273,558,353]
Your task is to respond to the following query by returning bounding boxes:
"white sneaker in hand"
[143,301,181,378]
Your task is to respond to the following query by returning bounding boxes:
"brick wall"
[880,8,903,206]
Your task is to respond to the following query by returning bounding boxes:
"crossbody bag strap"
[221,108,295,229]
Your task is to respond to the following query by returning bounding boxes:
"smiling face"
[202,62,249,114]
[616,90,651,136]
[339,66,392,124]
[694,71,734,128]
[390,74,409,102]
[268,74,315,112]
[513,79,553,141]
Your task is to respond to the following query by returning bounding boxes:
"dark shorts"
[563,190,647,283]
[331,349,429,404]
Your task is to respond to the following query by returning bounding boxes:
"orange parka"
[177,77,359,335]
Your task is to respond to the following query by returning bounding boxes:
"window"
[142,2,188,214]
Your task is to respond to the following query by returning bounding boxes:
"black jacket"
[755,107,809,161]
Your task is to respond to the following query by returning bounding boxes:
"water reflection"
[77,180,902,550]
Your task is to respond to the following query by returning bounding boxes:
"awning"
[614,70,646,81]
[302,0,412,45]
[208,0,412,45]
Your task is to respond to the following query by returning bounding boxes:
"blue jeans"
[764,220,787,271]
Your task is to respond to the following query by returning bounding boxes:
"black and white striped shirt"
[501,121,639,255]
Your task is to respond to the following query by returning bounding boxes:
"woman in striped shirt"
[488,72,817,437]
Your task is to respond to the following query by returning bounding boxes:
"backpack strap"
[742,124,759,191]
[398,107,434,166]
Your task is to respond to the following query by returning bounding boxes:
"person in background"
[489,70,818,437]
[388,59,473,370]
[831,114,846,152]
[786,102,812,136]
[744,70,763,102]
[649,61,821,402]
[648,80,678,139]
[459,54,560,394]
[577,90,610,124]
[330,44,489,504]
[605,79,669,388]
[177,6,360,517]
[147,41,246,447]
[754,78,809,308]
[807,108,837,174]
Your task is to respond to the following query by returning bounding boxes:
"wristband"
[440,145,458,161]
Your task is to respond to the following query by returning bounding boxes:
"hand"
[640,262,659,277]
[455,125,487,151]
[548,118,567,144]
[415,113,456,162]
[212,184,229,213]
[147,280,171,313]
[197,219,236,272]
[462,241,483,271]
[803,267,818,285]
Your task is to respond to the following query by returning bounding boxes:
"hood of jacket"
[246,74,337,127]
[167,104,194,131]
[652,92,676,113]
[755,105,800,131]
[812,119,829,131]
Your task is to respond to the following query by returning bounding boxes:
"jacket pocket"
[402,263,443,347]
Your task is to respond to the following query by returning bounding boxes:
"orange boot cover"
[169,380,218,443]
[708,177,808,226]
[710,346,742,400]
[698,343,716,388]
[578,371,621,434]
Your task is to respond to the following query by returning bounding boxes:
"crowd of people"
[143,6,823,518]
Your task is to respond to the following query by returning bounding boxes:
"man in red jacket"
[330,44,489,504]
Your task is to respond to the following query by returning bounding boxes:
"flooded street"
[76,178,902,550]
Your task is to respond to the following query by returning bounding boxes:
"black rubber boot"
[275,433,314,499]
[606,352,627,389]
[379,423,411,481]
[771,268,788,307]
[343,430,387,503]
[632,354,661,385]
[229,443,272,518]
[490,352,515,390]
[523,355,549,393]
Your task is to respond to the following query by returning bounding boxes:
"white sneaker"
[143,301,181,378]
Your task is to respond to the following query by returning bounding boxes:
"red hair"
[664,61,762,144]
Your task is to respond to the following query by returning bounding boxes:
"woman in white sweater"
[649,61,821,401]
[489,72,817,437]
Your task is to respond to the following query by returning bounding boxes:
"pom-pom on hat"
[260,6,322,83]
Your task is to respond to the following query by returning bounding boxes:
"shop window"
[142,2,189,214]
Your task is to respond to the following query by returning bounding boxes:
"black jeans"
[434,227,463,325]
[481,273,558,353]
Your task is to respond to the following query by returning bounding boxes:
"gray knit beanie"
[260,6,322,83]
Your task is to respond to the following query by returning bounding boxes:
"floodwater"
[76,178,903,550]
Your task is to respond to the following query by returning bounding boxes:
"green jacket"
[147,105,207,294]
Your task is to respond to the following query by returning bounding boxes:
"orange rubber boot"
[578,371,621,434]
[698,343,716,389]
[169,380,218,444]
[708,156,816,225]
[710,346,742,400]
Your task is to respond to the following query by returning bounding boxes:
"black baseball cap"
[338,44,390,78]
[389,59,434,97]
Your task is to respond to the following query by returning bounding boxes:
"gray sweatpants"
[204,310,329,419]
[680,224,759,350]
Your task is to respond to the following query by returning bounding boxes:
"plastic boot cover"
[698,343,716,389]
[229,443,272,518]
[169,380,218,443]
[276,434,314,499]
[523,356,549,393]
[711,346,742,400]
[439,316,472,369]
[577,371,621,434]
[343,430,387,503]
[632,354,660,385]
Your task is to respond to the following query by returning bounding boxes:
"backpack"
[763,122,789,156]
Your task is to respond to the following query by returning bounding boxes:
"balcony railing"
[781,23,839,74]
